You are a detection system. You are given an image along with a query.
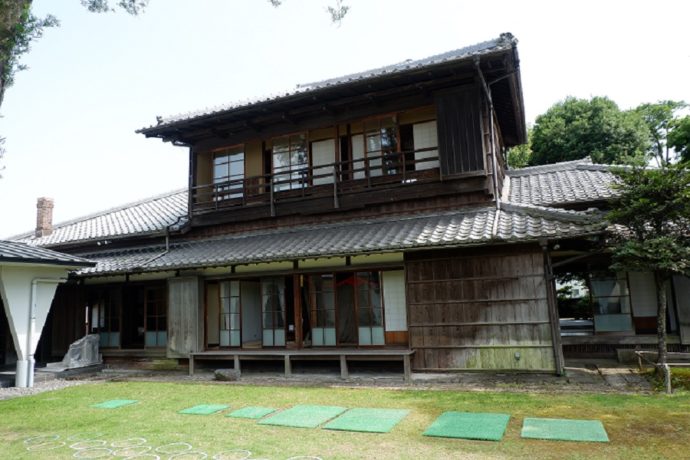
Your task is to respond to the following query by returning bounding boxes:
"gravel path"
[0,379,97,401]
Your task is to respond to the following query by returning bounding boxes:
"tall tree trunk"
[654,271,668,366]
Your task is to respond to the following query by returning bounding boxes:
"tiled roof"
[139,34,516,132]
[75,204,604,276]
[0,240,94,267]
[11,189,188,248]
[505,159,617,207]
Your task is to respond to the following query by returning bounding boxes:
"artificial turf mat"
[258,404,347,428]
[521,417,609,442]
[226,406,277,419]
[91,399,138,409]
[323,408,410,433]
[178,404,229,415]
[423,411,510,441]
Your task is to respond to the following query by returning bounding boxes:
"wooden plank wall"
[167,277,204,358]
[405,245,556,372]
[47,284,86,359]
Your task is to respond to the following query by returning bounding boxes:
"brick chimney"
[35,197,54,237]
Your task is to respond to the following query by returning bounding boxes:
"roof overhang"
[138,34,527,147]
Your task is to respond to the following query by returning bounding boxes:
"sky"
[1,0,689,238]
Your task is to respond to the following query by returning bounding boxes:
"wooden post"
[188,354,195,376]
[294,275,303,349]
[541,241,565,376]
[270,177,275,217]
[234,355,241,373]
[340,355,348,379]
[403,354,411,383]
[284,355,292,377]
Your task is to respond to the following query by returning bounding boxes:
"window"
[311,138,336,186]
[213,147,244,200]
[273,134,308,191]
[90,288,122,348]
[589,272,631,315]
[355,271,384,345]
[308,274,336,346]
[412,121,439,170]
[261,277,286,346]
[145,286,167,347]
[220,281,241,347]
[352,117,398,179]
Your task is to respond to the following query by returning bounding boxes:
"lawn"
[1,381,688,459]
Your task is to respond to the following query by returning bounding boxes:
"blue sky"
[1,0,689,237]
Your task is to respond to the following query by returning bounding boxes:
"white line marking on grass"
[26,441,66,451]
[73,447,113,458]
[155,442,193,454]
[70,440,108,450]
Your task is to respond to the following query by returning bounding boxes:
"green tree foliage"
[635,100,688,166]
[529,96,649,166]
[506,128,532,168]
[608,163,690,372]
[668,116,690,163]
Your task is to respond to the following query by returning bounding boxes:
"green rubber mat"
[178,404,229,415]
[423,411,510,441]
[91,399,138,409]
[521,417,609,442]
[258,404,347,428]
[323,408,409,433]
[226,406,277,419]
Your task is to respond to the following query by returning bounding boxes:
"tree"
[529,96,649,166]
[506,128,532,168]
[635,100,688,166]
[608,163,690,388]
[668,116,690,163]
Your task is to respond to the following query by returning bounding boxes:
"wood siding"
[167,277,204,358]
[436,85,485,176]
[405,246,556,371]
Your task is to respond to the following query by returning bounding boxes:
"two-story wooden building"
[7,34,688,376]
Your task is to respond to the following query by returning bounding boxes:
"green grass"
[1,381,688,459]
[648,367,690,392]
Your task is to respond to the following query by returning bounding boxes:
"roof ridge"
[8,188,187,240]
[507,158,593,176]
[502,201,604,223]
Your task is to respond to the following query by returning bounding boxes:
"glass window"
[589,272,631,315]
[308,274,336,346]
[145,286,167,348]
[272,134,308,191]
[261,277,286,346]
[219,280,241,347]
[213,147,244,200]
[363,118,398,177]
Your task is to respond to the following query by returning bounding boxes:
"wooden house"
[6,34,689,376]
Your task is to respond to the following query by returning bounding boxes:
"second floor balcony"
[190,147,489,224]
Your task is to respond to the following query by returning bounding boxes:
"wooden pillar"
[541,241,565,376]
[340,355,348,379]
[293,274,303,349]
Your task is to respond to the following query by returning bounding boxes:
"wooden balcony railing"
[191,148,441,216]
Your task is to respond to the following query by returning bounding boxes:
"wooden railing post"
[270,177,275,217]
[333,166,340,209]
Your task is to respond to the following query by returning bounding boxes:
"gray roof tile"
[11,189,188,248]
[506,159,616,207]
[140,34,516,132]
[75,204,604,276]
[0,240,94,267]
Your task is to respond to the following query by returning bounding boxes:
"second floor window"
[352,118,398,179]
[273,134,308,191]
[213,148,244,200]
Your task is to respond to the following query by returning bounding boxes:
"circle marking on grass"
[212,450,252,460]
[24,434,59,446]
[111,437,148,448]
[169,451,208,460]
[26,441,66,451]
[126,455,160,460]
[71,440,108,450]
[73,447,113,458]
[155,442,193,454]
[113,445,152,457]
[67,433,106,442]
